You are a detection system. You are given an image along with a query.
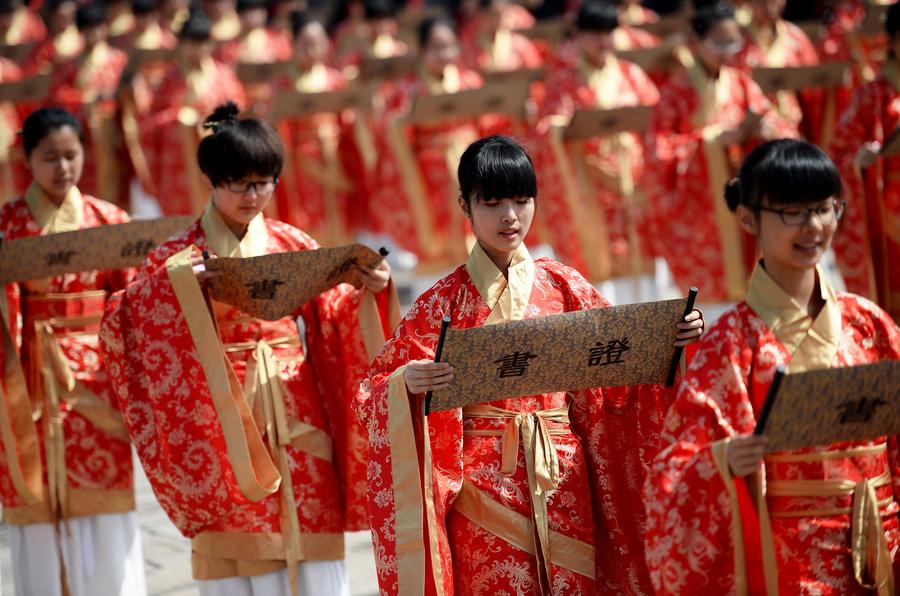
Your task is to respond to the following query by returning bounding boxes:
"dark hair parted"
[724,139,842,213]
[576,0,620,33]
[364,0,397,20]
[887,2,900,37]
[75,1,106,30]
[691,1,735,38]
[418,16,456,48]
[178,9,212,41]
[22,107,84,155]
[291,11,323,38]
[197,102,285,187]
[458,136,537,206]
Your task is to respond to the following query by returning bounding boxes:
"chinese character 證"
[246,279,285,300]
[494,351,537,378]
[588,338,631,367]
[46,250,76,266]
[837,397,887,424]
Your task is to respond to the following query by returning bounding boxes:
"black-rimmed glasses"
[758,199,846,226]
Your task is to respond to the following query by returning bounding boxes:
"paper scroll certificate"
[565,105,652,141]
[752,63,849,94]
[758,360,900,453]
[407,78,531,125]
[0,74,51,103]
[271,87,370,121]
[0,217,193,284]
[428,297,688,411]
[206,243,386,320]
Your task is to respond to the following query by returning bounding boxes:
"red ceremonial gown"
[357,242,676,595]
[644,263,900,595]
[0,57,25,203]
[100,205,395,579]
[0,185,134,527]
[644,53,798,302]
[830,60,900,321]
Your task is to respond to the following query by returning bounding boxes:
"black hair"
[291,11,323,38]
[132,0,159,16]
[197,102,284,187]
[724,139,842,213]
[22,107,84,156]
[364,0,397,20]
[691,1,735,38]
[75,1,106,30]
[0,0,19,15]
[417,16,456,48]
[236,0,266,13]
[576,0,620,33]
[458,135,537,206]
[178,9,212,41]
[42,0,75,15]
[887,2,900,38]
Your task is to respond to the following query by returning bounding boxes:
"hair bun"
[724,177,742,212]
[203,101,240,132]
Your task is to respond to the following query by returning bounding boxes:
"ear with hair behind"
[736,204,758,235]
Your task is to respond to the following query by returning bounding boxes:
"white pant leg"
[199,561,349,596]
[10,512,147,596]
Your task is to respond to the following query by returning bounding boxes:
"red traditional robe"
[44,42,129,203]
[534,56,659,282]
[214,27,293,66]
[644,53,798,302]
[371,65,485,269]
[734,18,821,140]
[22,26,83,75]
[644,263,900,595]
[270,64,368,246]
[0,58,25,203]
[2,6,47,46]
[0,185,134,527]
[100,206,395,578]
[831,61,900,321]
[136,59,246,215]
[461,27,543,75]
[357,242,677,595]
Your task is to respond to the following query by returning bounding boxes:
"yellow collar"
[466,241,534,325]
[745,262,841,372]
[294,62,328,93]
[582,55,621,109]
[422,63,461,95]
[200,201,269,258]
[24,182,84,233]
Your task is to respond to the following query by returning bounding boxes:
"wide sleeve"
[99,248,280,538]
[642,319,760,595]
[354,278,464,596]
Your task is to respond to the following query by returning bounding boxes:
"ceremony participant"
[22,0,82,74]
[830,2,900,321]
[644,0,797,304]
[371,16,485,268]
[644,139,900,595]
[0,0,46,46]
[732,0,820,138]
[202,0,240,41]
[0,107,145,596]
[357,135,704,595]
[270,14,361,245]
[336,0,409,75]
[101,103,396,596]
[0,56,24,202]
[461,0,542,74]
[535,0,660,288]
[213,0,292,66]
[136,10,246,215]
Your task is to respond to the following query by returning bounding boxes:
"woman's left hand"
[355,260,392,294]
[674,309,704,346]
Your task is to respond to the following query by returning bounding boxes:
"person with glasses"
[830,2,900,323]
[644,0,797,305]
[645,138,900,595]
[100,102,397,596]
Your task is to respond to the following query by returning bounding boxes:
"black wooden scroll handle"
[754,365,785,435]
[665,287,699,387]
[424,315,451,416]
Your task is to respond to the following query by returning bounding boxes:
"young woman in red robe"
[644,139,900,595]
[136,10,246,216]
[460,0,543,74]
[644,1,797,304]
[101,103,396,596]
[1,107,145,596]
[534,1,660,285]
[357,135,704,596]
[830,2,900,322]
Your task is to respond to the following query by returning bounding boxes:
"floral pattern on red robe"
[0,189,134,523]
[644,60,798,301]
[357,245,676,595]
[533,56,659,282]
[644,266,900,595]
[830,66,900,321]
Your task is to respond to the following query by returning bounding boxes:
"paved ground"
[0,460,380,596]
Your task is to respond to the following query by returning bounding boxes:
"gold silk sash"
[461,404,571,593]
[222,333,335,592]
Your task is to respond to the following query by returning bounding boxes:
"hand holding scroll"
[354,259,392,294]
[192,254,222,285]
[674,309,704,347]
[405,359,455,395]
[726,434,769,477]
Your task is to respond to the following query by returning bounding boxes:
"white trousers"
[9,511,147,596]
[198,561,350,596]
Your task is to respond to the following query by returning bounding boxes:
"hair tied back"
[724,176,742,213]
[203,101,241,133]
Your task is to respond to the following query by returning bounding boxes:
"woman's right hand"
[191,255,222,285]
[726,434,768,477]
[404,359,454,394]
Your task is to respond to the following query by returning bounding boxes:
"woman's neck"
[215,205,249,239]
[762,258,823,317]
[480,241,514,278]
